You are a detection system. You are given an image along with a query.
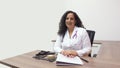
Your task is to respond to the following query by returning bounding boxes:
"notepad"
[56,53,83,66]
[0,63,11,68]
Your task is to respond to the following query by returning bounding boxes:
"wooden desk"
[0,41,120,68]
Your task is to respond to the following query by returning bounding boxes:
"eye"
[66,17,69,20]
[70,18,74,20]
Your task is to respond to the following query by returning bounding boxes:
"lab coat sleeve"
[76,30,92,57]
[53,35,63,53]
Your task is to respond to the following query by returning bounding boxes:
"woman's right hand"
[60,50,70,56]
[60,50,77,58]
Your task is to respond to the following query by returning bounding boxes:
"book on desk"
[56,53,84,66]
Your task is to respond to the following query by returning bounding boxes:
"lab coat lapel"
[71,26,77,39]
[62,27,78,47]
[70,27,78,45]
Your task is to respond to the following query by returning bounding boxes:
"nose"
[67,18,71,22]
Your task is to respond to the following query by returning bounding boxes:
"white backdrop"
[0,0,120,59]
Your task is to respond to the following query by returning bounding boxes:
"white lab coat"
[54,26,91,57]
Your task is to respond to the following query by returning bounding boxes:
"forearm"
[54,46,63,53]
[76,47,91,57]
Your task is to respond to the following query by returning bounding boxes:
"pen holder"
[33,50,56,62]
[45,55,56,62]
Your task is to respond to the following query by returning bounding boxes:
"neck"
[68,26,75,33]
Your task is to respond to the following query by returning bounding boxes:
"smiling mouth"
[67,22,72,25]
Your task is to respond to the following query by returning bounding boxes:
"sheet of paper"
[56,53,83,65]
[0,63,11,68]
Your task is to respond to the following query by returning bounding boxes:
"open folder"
[56,53,84,66]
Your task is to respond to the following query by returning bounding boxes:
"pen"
[80,57,89,63]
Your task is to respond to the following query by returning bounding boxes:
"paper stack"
[56,53,83,66]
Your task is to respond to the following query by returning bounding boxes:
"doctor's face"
[65,13,76,29]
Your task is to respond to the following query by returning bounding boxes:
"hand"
[60,50,71,56]
[60,50,78,58]
[69,50,78,57]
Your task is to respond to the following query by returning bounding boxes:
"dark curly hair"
[58,10,85,37]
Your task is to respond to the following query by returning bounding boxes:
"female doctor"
[54,10,91,57]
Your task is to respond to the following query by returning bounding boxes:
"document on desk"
[56,53,83,65]
[0,63,11,68]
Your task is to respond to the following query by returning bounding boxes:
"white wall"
[0,0,66,59]
[0,0,120,59]
[65,0,120,41]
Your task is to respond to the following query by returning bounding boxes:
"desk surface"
[1,41,120,68]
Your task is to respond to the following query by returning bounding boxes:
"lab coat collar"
[66,26,78,39]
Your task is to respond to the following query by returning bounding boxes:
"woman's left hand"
[69,50,78,57]
[61,50,78,58]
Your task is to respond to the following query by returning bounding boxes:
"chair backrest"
[86,30,95,57]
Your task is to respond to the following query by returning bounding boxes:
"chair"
[86,30,95,57]
[86,30,95,46]
[51,30,96,57]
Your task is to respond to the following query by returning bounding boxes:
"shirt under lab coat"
[54,26,91,57]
